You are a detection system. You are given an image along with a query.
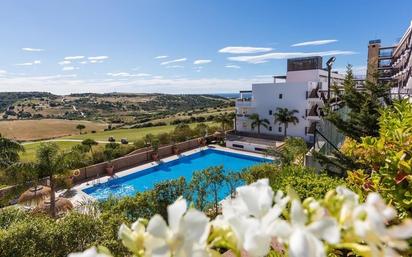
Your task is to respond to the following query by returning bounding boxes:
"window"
[269,126,272,131]
[278,127,282,132]
[232,144,244,149]
[269,110,272,115]
[279,94,283,99]
[255,147,265,152]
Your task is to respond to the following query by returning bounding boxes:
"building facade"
[235,56,344,143]
[367,21,412,97]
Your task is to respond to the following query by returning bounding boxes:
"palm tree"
[274,108,299,137]
[249,113,270,136]
[0,134,24,169]
[214,113,234,132]
[34,143,82,217]
[81,138,98,155]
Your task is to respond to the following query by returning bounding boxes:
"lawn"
[20,122,217,161]
[62,122,216,142]
[20,141,81,162]
[0,119,108,141]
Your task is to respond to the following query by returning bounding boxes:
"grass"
[20,122,218,161]
[20,141,81,162]
[62,122,216,142]
[0,119,108,141]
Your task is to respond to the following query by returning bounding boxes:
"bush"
[243,164,346,200]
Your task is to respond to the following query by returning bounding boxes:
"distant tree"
[274,108,299,137]
[76,124,86,134]
[81,139,98,155]
[249,113,270,136]
[0,134,24,169]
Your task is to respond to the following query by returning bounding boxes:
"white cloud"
[0,74,268,94]
[166,65,184,69]
[154,55,168,59]
[107,72,152,77]
[0,70,7,76]
[62,66,78,71]
[334,65,366,75]
[64,56,85,60]
[79,61,88,64]
[219,46,273,54]
[194,59,212,65]
[15,60,41,66]
[291,39,338,47]
[161,58,187,65]
[107,72,131,77]
[15,63,33,66]
[22,47,44,52]
[136,73,151,77]
[88,56,109,60]
[58,60,71,65]
[225,65,241,69]
[228,50,356,64]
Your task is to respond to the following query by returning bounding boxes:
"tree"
[204,166,225,217]
[273,108,299,137]
[76,124,86,134]
[267,137,308,166]
[81,139,98,155]
[34,143,82,217]
[214,113,234,132]
[325,65,392,141]
[249,113,270,136]
[0,134,24,169]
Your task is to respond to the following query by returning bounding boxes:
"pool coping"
[70,145,274,203]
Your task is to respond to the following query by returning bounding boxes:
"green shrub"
[243,164,346,200]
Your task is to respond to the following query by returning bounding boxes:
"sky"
[0,0,411,95]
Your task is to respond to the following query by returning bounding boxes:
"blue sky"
[0,0,411,94]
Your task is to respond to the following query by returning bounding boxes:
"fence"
[72,137,204,184]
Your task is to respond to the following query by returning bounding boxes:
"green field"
[21,141,80,162]
[20,122,217,161]
[62,122,216,142]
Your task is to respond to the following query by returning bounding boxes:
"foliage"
[0,134,24,169]
[249,113,270,135]
[76,124,86,134]
[325,66,392,141]
[243,163,346,200]
[267,137,307,166]
[343,100,412,217]
[0,209,106,257]
[273,107,299,137]
[214,112,234,132]
[72,180,412,257]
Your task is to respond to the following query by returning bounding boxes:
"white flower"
[68,247,111,257]
[219,179,288,257]
[336,186,360,227]
[353,193,412,256]
[146,197,210,257]
[273,200,340,257]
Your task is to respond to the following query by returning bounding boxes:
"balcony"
[306,122,317,135]
[307,85,325,104]
[306,105,321,120]
[236,98,256,108]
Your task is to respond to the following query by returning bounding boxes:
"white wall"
[236,82,311,141]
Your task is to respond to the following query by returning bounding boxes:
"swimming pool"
[83,148,271,200]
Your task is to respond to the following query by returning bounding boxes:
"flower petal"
[147,214,169,239]
[167,197,187,231]
[307,217,340,244]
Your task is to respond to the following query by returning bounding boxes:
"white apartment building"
[234,56,344,143]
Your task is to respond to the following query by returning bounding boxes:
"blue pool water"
[83,149,270,200]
